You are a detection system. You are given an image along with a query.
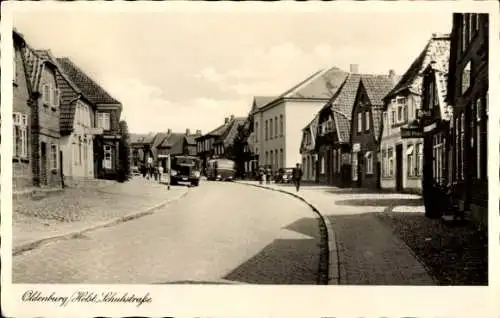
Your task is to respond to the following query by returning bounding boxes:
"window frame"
[103,144,113,169]
[97,112,111,131]
[50,144,58,170]
[365,151,373,175]
[13,112,29,159]
[357,112,362,133]
[364,111,370,131]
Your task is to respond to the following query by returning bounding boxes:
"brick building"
[24,43,63,188]
[12,30,33,191]
[350,75,396,189]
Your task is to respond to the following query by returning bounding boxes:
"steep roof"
[24,46,50,94]
[56,57,121,107]
[360,75,397,141]
[300,114,320,153]
[333,111,351,143]
[206,121,231,137]
[256,66,349,112]
[152,132,169,149]
[185,135,198,146]
[252,96,277,113]
[384,34,451,101]
[161,133,185,153]
[129,133,150,144]
[142,132,157,144]
[216,117,247,147]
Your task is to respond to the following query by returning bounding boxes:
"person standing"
[293,163,303,192]
[158,165,164,183]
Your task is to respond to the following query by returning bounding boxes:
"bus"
[206,158,236,181]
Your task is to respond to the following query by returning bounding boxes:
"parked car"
[276,168,294,183]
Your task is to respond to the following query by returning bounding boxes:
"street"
[13,181,324,284]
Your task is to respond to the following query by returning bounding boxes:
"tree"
[117,120,131,182]
[230,122,250,178]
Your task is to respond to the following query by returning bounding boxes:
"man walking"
[293,163,303,192]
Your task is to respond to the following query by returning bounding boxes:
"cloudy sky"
[13,5,452,135]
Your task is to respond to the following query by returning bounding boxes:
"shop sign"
[401,127,423,138]
[423,122,437,133]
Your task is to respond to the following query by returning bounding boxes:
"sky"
[13,7,453,135]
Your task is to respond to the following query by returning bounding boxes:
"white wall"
[257,103,286,169]
[284,101,325,168]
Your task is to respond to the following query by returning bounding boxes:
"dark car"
[170,155,201,186]
[206,158,236,181]
[276,168,294,183]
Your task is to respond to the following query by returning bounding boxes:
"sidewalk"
[236,180,435,285]
[13,177,189,255]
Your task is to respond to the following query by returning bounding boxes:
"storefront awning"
[406,145,414,155]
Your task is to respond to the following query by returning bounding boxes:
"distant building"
[253,66,349,171]
[299,115,319,182]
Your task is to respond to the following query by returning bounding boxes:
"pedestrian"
[266,166,271,184]
[293,163,303,192]
[158,165,164,183]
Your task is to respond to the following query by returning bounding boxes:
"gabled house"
[129,133,151,167]
[350,74,396,189]
[380,33,450,194]
[12,30,33,191]
[253,66,349,172]
[299,115,319,182]
[417,14,488,227]
[212,115,247,159]
[35,51,98,185]
[156,129,202,171]
[56,57,123,180]
[24,43,63,188]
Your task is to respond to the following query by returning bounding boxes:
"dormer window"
[365,111,370,131]
[41,82,60,108]
[97,112,111,131]
[357,112,362,133]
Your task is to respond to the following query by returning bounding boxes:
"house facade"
[418,13,488,227]
[196,116,235,171]
[12,31,33,191]
[380,34,450,194]
[24,45,63,188]
[56,58,123,180]
[350,75,396,189]
[299,115,319,182]
[254,67,349,172]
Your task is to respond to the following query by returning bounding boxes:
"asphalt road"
[13,181,323,284]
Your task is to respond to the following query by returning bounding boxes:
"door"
[357,153,362,187]
[59,150,64,188]
[40,142,47,185]
[396,144,403,191]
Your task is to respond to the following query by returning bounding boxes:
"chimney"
[167,129,172,134]
[388,69,396,84]
[224,117,229,124]
[196,129,202,135]
[350,64,359,74]
[186,128,190,136]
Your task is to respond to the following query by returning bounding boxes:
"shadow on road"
[335,198,423,207]
[224,217,324,285]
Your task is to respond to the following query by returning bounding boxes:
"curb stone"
[13,188,189,256]
[236,181,340,285]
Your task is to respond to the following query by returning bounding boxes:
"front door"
[396,144,403,191]
[40,142,47,185]
[357,153,362,187]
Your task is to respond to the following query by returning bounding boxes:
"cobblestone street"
[13,181,323,284]
[237,181,488,285]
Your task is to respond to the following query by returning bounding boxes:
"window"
[280,115,284,136]
[275,116,278,138]
[351,154,358,181]
[51,144,58,170]
[280,149,284,168]
[462,61,471,94]
[391,109,396,125]
[416,143,423,176]
[97,112,110,130]
[42,84,50,105]
[265,120,268,140]
[365,152,373,174]
[255,122,259,142]
[388,148,394,177]
[270,150,274,167]
[383,112,388,135]
[357,112,362,132]
[460,112,465,180]
[83,140,88,162]
[103,145,112,169]
[78,137,82,165]
[270,118,273,139]
[382,149,387,177]
[406,144,414,177]
[433,134,444,183]
[365,111,370,131]
[320,156,325,174]
[275,150,278,169]
[265,151,268,165]
[13,113,29,158]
